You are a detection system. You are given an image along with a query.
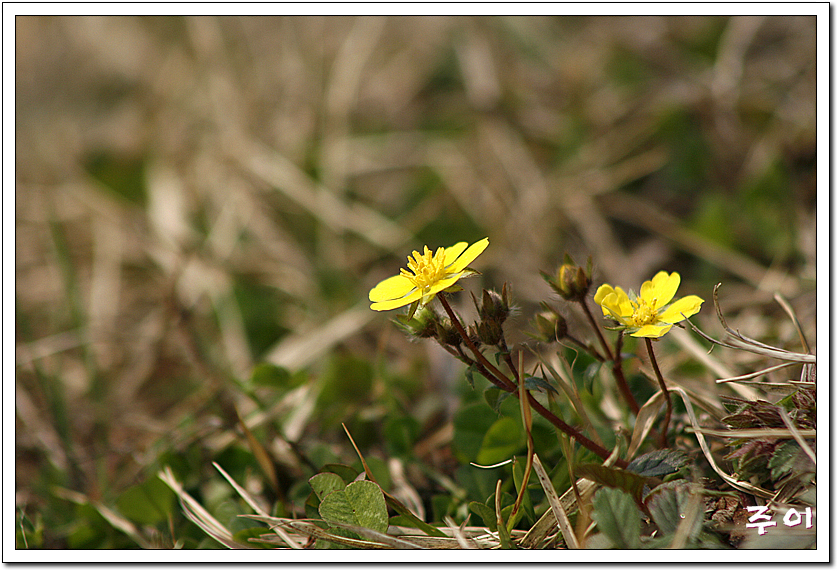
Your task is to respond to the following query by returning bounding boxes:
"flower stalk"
[579,297,640,416]
[645,338,672,448]
[437,293,628,468]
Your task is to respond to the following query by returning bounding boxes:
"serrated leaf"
[309,472,346,502]
[768,441,801,480]
[626,449,689,478]
[576,463,649,504]
[318,480,388,534]
[645,481,703,539]
[591,487,641,549]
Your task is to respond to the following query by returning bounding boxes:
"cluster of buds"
[542,255,593,303]
[472,284,511,346]
[397,305,466,347]
[399,306,441,337]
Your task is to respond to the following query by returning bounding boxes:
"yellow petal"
[594,284,615,307]
[370,288,424,311]
[658,295,704,323]
[443,242,469,266]
[609,287,634,315]
[448,238,489,273]
[641,271,680,309]
[425,274,463,297]
[630,323,672,338]
[600,292,633,324]
[369,275,416,302]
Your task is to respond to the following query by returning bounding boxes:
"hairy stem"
[645,338,672,448]
[579,298,640,415]
[437,294,627,468]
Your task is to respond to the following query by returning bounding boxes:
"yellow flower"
[594,271,703,338]
[369,238,489,311]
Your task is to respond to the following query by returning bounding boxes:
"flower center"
[400,246,447,291]
[632,298,657,326]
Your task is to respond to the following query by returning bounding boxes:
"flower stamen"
[632,298,657,326]
[401,247,447,292]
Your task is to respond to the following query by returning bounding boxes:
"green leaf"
[357,456,392,492]
[250,363,293,389]
[405,300,420,320]
[502,503,524,531]
[645,481,703,540]
[626,448,689,478]
[591,487,642,549]
[318,480,388,534]
[468,501,497,531]
[320,464,360,484]
[524,376,558,395]
[456,464,502,506]
[305,492,321,519]
[452,402,496,462]
[388,515,414,527]
[309,472,346,502]
[512,457,535,524]
[484,387,510,413]
[576,463,648,504]
[476,417,523,466]
[384,416,421,457]
[84,150,147,206]
[115,476,175,526]
[768,441,802,480]
[583,362,601,394]
[465,364,477,389]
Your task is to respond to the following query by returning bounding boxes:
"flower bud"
[401,306,440,338]
[436,318,462,346]
[477,318,503,346]
[466,324,483,349]
[543,255,593,302]
[534,304,568,342]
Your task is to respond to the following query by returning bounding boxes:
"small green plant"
[160,243,815,550]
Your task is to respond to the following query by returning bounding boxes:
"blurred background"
[15,15,816,548]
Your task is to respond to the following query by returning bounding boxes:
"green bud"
[400,306,439,338]
[466,324,483,349]
[436,318,462,346]
[534,304,568,342]
[543,255,593,302]
[477,318,503,346]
